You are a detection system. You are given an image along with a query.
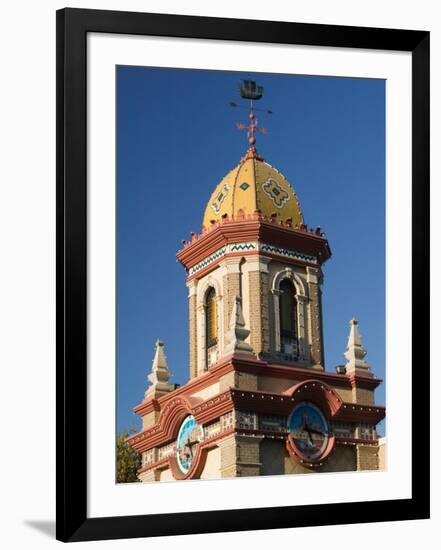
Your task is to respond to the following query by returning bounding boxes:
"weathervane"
[229,80,273,155]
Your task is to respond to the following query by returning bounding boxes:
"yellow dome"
[202,152,304,229]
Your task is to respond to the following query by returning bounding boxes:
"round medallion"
[176,416,204,474]
[288,402,330,461]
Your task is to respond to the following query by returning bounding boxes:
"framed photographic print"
[56,8,430,542]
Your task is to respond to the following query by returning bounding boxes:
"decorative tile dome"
[202,148,304,230]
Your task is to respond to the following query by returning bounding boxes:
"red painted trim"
[335,437,380,446]
[334,403,385,424]
[138,431,381,477]
[237,357,382,390]
[177,218,331,270]
[133,357,234,417]
[132,355,382,422]
[347,371,383,390]
[128,377,384,455]
[283,379,341,466]
[138,457,168,476]
[128,395,200,452]
[132,354,382,425]
[128,389,234,453]
[139,427,236,480]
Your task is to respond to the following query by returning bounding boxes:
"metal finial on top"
[239,80,264,101]
[229,79,272,157]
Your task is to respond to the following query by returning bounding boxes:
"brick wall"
[141,410,160,431]
[138,468,160,482]
[308,281,324,367]
[352,387,375,405]
[284,444,357,474]
[260,439,285,475]
[223,272,241,336]
[219,371,258,392]
[218,433,262,478]
[357,444,380,470]
[189,293,198,379]
[248,270,270,355]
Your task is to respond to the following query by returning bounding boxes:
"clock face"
[176,416,204,474]
[288,402,330,461]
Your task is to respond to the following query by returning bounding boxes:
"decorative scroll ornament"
[262,178,290,208]
[211,183,230,214]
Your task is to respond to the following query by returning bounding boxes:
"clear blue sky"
[116,66,385,435]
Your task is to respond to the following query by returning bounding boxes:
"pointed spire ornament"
[145,340,175,399]
[231,79,272,162]
[223,296,254,356]
[344,319,371,375]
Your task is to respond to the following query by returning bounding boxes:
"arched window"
[279,279,298,355]
[205,287,218,368]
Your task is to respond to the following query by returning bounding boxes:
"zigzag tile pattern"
[189,247,227,275]
[230,243,256,252]
[260,243,317,264]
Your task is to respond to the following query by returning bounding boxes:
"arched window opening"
[205,287,218,368]
[279,279,298,356]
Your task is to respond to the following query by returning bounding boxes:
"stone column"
[271,288,282,352]
[220,259,241,352]
[246,256,271,357]
[196,301,206,374]
[296,294,308,361]
[187,280,198,379]
[306,266,324,369]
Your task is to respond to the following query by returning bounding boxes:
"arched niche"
[196,277,223,372]
[270,267,308,360]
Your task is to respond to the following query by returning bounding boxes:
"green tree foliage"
[116,426,141,483]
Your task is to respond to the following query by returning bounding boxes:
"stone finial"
[223,296,254,356]
[145,340,175,399]
[344,319,371,375]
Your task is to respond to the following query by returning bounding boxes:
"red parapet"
[176,216,331,272]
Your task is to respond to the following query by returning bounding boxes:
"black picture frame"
[56,8,430,543]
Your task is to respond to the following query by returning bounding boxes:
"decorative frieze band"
[260,243,317,264]
[142,412,374,468]
[189,247,227,275]
[188,241,317,276]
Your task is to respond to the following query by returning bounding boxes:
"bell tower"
[127,81,385,482]
[177,83,330,379]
